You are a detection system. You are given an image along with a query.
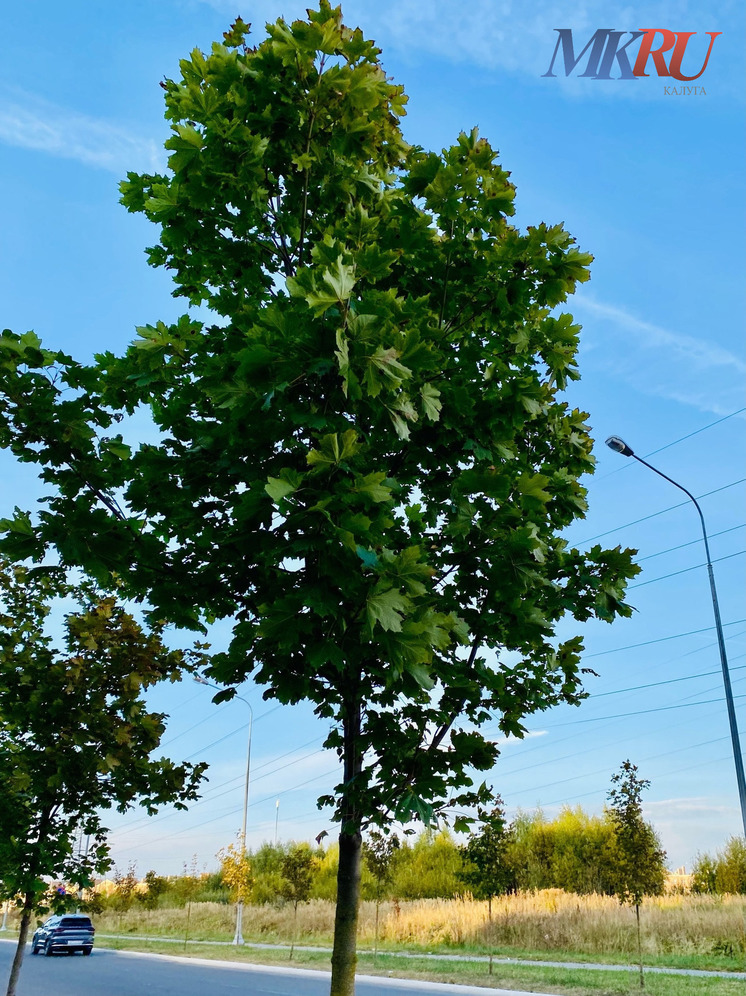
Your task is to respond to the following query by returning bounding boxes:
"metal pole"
[194,676,253,945]
[606,437,746,837]
[274,799,280,845]
[233,702,252,946]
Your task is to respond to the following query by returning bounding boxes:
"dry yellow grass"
[372,891,745,957]
[89,890,746,961]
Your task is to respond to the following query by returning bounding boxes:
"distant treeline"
[691,837,746,895]
[96,806,746,910]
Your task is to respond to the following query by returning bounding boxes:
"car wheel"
[44,941,54,957]
[83,948,92,956]
[31,940,39,955]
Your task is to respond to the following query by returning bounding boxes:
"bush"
[693,837,746,895]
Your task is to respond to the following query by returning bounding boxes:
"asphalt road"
[0,941,550,996]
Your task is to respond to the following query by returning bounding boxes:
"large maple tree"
[0,5,638,993]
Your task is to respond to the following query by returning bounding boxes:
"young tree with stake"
[0,6,639,994]
[607,761,666,988]
[281,843,316,959]
[460,800,515,973]
[362,830,399,962]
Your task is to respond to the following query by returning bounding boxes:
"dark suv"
[31,914,95,956]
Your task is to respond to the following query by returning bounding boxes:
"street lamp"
[194,674,253,944]
[605,435,746,837]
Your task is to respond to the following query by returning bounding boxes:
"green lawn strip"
[94,938,744,996]
[93,929,746,975]
[367,943,746,975]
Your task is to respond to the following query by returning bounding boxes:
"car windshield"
[60,917,92,926]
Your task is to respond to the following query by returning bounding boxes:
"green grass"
[366,942,746,974]
[93,920,746,974]
[94,937,745,996]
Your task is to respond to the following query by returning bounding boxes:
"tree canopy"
[0,5,639,993]
[0,559,206,996]
[607,761,666,908]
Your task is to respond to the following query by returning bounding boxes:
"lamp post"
[605,435,746,837]
[194,675,253,944]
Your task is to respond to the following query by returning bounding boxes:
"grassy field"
[86,890,746,976]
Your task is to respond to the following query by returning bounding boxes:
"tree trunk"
[330,694,363,996]
[373,893,380,966]
[488,895,493,975]
[290,901,298,960]
[5,893,34,996]
[635,903,644,988]
[331,827,362,996]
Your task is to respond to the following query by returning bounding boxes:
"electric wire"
[583,618,746,659]
[628,550,745,589]
[578,477,746,546]
[634,523,746,563]
[506,735,730,798]
[548,693,745,727]
[114,767,340,850]
[594,407,746,482]
[111,739,329,839]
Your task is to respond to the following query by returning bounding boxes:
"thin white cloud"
[196,0,740,100]
[0,87,162,173]
[645,795,735,817]
[574,296,746,415]
[490,730,549,747]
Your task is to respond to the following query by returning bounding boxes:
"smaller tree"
[607,761,666,989]
[362,830,399,963]
[692,837,746,895]
[691,852,718,894]
[136,870,168,911]
[219,840,254,941]
[391,831,464,900]
[460,800,514,917]
[0,560,207,996]
[249,842,290,905]
[460,800,514,974]
[111,864,139,932]
[280,843,316,959]
[177,856,203,948]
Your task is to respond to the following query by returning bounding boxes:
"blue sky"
[1,1,744,877]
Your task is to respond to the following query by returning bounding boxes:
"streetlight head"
[193,673,211,686]
[605,435,635,457]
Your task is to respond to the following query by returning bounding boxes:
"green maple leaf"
[355,473,392,503]
[420,382,442,421]
[265,477,297,503]
[366,587,412,632]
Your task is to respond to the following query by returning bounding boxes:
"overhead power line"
[593,660,746,699]
[117,767,340,850]
[507,735,731,797]
[643,408,746,457]
[635,523,746,564]
[549,693,745,728]
[583,619,746,659]
[579,477,746,545]
[595,407,746,484]
[629,550,746,589]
